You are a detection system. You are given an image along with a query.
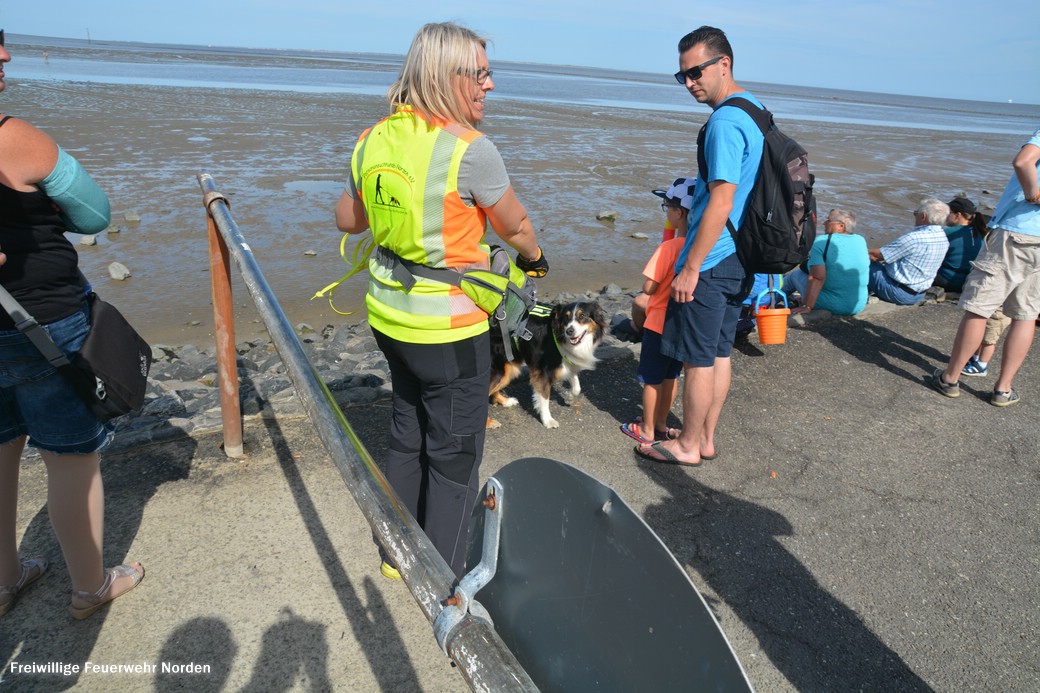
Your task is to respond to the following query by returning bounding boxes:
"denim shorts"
[660,253,748,367]
[0,304,112,454]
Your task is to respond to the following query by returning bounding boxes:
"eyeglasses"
[458,67,493,85]
[661,203,682,212]
[673,55,723,85]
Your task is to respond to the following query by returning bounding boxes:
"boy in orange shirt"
[622,178,695,443]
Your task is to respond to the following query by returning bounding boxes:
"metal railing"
[197,172,537,692]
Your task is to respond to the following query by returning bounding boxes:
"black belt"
[891,277,922,296]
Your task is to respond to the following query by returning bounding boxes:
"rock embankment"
[109,286,642,451]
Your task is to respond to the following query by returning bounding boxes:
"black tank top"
[0,115,89,329]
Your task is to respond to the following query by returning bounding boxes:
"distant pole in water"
[87,29,91,44]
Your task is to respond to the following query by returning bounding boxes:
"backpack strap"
[698,96,773,249]
[717,96,772,136]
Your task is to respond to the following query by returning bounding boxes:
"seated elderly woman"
[785,208,869,316]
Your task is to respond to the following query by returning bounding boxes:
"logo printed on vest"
[363,166,413,231]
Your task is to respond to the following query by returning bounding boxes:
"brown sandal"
[0,557,48,617]
[69,562,145,620]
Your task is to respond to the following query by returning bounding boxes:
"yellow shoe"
[380,562,401,580]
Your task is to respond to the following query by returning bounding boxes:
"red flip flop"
[620,421,653,444]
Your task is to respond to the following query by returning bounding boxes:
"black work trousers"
[373,328,490,578]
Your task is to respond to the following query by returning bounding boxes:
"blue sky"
[3,1,1038,104]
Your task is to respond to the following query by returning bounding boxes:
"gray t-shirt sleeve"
[345,167,358,197]
[458,135,511,208]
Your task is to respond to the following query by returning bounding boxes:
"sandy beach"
[2,76,1025,345]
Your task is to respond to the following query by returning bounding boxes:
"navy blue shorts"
[0,303,112,454]
[660,253,748,367]
[637,328,682,386]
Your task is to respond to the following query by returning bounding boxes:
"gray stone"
[108,262,132,280]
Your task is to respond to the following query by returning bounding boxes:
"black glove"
[516,247,549,278]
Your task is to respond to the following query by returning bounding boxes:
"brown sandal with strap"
[69,562,145,620]
[0,557,48,617]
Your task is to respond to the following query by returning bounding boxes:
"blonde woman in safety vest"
[335,22,548,579]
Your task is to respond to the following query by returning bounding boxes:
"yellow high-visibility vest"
[352,105,491,343]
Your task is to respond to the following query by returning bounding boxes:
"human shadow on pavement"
[816,317,948,385]
[237,607,333,693]
[0,431,194,691]
[155,617,236,692]
[253,384,423,692]
[635,462,932,692]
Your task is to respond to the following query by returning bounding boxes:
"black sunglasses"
[673,55,723,85]
[0,30,5,47]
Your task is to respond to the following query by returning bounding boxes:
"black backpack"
[697,97,816,274]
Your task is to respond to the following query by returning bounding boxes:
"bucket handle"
[753,288,788,314]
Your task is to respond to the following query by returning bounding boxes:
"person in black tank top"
[0,33,145,621]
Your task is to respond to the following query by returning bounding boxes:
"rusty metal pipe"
[204,193,244,457]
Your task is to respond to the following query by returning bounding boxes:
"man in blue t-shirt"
[930,128,1040,407]
[636,26,763,467]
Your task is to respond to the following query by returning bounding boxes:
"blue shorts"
[637,328,682,386]
[0,304,112,454]
[660,253,748,368]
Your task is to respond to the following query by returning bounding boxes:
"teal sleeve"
[38,146,111,234]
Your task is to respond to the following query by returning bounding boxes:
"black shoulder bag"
[0,287,152,422]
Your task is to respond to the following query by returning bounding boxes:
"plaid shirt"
[880,225,950,292]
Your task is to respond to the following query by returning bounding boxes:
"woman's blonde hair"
[388,22,488,126]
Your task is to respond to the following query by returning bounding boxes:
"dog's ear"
[590,302,608,328]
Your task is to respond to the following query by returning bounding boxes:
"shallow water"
[4,36,1037,344]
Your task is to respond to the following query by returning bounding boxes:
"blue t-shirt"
[808,232,869,315]
[675,92,765,274]
[989,128,1040,237]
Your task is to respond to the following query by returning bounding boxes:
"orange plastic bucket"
[753,288,790,345]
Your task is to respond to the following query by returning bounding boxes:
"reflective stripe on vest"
[352,106,490,343]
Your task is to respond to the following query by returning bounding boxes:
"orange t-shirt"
[641,237,686,334]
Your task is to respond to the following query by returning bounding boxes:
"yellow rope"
[311,233,374,316]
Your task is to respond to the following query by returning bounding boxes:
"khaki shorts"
[983,307,1012,345]
[959,228,1040,320]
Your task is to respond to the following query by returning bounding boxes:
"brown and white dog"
[489,301,607,429]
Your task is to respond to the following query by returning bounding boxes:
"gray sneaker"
[991,389,1020,407]
[929,368,960,398]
